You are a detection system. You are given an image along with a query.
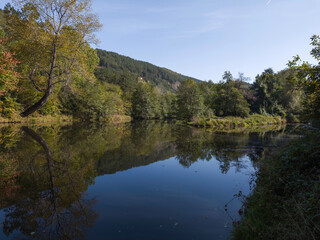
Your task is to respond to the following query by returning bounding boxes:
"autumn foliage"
[0,37,20,96]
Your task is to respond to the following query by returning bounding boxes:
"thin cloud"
[168,9,251,39]
[266,0,272,6]
[167,24,222,39]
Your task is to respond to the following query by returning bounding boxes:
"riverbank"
[0,114,132,124]
[1,114,284,130]
[0,115,73,124]
[232,128,320,240]
[188,114,286,129]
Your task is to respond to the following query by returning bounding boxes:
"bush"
[188,115,286,129]
[0,97,20,118]
[233,131,320,240]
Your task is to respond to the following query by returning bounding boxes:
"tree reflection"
[96,121,177,175]
[175,127,287,173]
[0,122,289,239]
[1,127,98,240]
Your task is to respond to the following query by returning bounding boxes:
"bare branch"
[29,67,46,92]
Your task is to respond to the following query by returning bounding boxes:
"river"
[0,121,298,240]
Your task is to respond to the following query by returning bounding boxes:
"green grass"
[107,114,132,123]
[188,114,286,129]
[0,114,132,124]
[232,130,320,240]
[0,114,73,124]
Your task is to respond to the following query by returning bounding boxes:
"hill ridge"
[95,49,202,92]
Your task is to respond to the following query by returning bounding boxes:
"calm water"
[0,121,297,240]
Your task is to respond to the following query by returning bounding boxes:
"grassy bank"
[188,114,286,129]
[107,115,132,124]
[232,129,320,240]
[0,115,73,124]
[0,114,132,124]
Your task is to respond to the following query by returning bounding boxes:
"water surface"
[0,121,296,239]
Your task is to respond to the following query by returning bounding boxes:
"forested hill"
[95,49,202,92]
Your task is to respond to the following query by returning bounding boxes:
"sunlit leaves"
[177,79,204,121]
[289,35,320,120]
[4,0,101,115]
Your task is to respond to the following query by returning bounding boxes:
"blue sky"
[2,0,320,82]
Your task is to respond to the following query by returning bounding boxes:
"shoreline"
[0,114,287,130]
[232,128,319,240]
[188,114,286,129]
[0,115,73,125]
[0,114,132,125]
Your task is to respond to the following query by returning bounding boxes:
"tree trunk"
[20,42,57,117]
[20,87,53,117]
[21,126,56,208]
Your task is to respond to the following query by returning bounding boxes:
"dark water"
[0,121,297,240]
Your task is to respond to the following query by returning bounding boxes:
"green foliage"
[289,35,320,121]
[0,96,20,118]
[198,80,217,109]
[0,27,20,118]
[131,82,161,119]
[159,92,177,119]
[0,2,315,125]
[60,78,125,121]
[177,79,204,120]
[3,0,101,116]
[189,114,285,129]
[0,3,132,122]
[252,68,304,118]
[233,131,320,240]
[95,49,201,93]
[222,70,233,82]
[95,68,138,93]
[212,81,250,117]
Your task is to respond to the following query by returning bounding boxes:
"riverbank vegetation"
[233,130,320,240]
[1,1,320,239]
[232,35,320,239]
[0,1,314,126]
[188,115,284,129]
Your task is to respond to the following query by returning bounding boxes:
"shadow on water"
[0,121,297,239]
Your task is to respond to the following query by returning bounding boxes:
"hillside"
[95,49,202,92]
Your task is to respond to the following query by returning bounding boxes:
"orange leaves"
[0,37,21,97]
[0,38,21,74]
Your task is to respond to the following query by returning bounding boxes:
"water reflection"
[0,122,293,239]
[0,126,98,240]
[175,126,287,173]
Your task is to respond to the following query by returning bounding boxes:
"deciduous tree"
[5,0,101,117]
[177,79,204,120]
[289,35,320,120]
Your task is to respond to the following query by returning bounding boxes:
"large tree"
[212,81,250,117]
[252,68,303,118]
[131,82,160,119]
[176,79,204,120]
[5,0,101,117]
[289,35,320,120]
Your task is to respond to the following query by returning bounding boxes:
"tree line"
[0,0,319,123]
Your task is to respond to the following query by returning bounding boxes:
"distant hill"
[95,49,202,92]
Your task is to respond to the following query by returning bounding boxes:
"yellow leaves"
[7,0,101,84]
